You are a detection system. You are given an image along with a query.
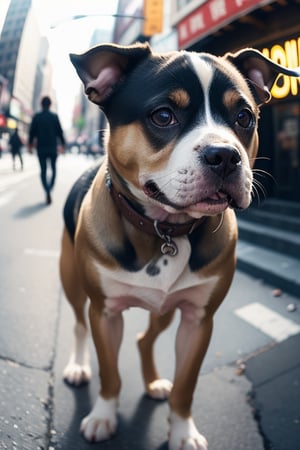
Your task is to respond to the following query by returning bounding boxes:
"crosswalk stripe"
[234,302,300,342]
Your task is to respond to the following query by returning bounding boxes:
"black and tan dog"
[60,43,300,449]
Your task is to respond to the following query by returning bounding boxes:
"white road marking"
[235,302,300,342]
[24,248,59,258]
[0,169,38,192]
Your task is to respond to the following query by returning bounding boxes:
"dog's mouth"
[203,190,230,205]
[143,180,239,215]
[185,190,238,215]
[201,190,239,208]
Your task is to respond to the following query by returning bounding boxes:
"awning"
[177,0,275,49]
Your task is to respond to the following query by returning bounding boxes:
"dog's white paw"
[168,412,208,450]
[147,378,173,400]
[63,323,91,386]
[63,361,91,386]
[80,396,118,442]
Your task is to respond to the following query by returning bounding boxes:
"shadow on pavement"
[54,387,169,450]
[53,382,93,450]
[121,394,169,449]
[13,202,47,218]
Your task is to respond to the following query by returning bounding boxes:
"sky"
[0,0,119,130]
[33,0,119,129]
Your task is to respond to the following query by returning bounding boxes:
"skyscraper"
[0,0,32,96]
[0,0,46,132]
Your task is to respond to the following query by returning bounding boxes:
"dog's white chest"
[97,237,216,315]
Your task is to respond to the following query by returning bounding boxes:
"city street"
[0,152,299,450]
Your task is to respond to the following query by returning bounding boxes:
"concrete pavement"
[245,333,300,450]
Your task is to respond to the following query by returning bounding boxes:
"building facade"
[112,0,167,47]
[0,0,31,96]
[0,0,52,136]
[113,0,145,45]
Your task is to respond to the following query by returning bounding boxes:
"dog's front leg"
[168,308,213,450]
[80,302,123,442]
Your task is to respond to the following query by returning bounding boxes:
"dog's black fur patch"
[106,54,204,150]
[108,238,139,272]
[63,163,100,241]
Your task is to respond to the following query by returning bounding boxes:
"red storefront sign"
[178,0,273,49]
[0,114,6,127]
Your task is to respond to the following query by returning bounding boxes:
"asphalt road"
[0,152,299,450]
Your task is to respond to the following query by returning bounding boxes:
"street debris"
[286,303,297,312]
[272,288,282,297]
[236,359,246,376]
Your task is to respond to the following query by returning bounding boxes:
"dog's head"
[70,43,300,220]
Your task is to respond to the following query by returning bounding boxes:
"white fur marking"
[63,323,91,385]
[80,396,118,442]
[147,379,173,400]
[98,237,218,315]
[169,412,208,450]
[189,53,214,126]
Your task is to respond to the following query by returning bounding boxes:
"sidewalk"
[245,333,300,450]
[0,150,36,170]
[0,152,39,193]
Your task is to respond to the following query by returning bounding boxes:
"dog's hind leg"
[59,228,91,385]
[137,310,175,400]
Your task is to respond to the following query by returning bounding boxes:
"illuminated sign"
[0,113,6,127]
[262,38,300,99]
[143,0,163,36]
[7,118,17,129]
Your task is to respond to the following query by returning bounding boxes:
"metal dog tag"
[161,241,178,257]
[154,220,178,257]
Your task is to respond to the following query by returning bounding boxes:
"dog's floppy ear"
[225,48,300,105]
[70,42,152,106]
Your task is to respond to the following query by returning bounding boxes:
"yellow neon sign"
[262,37,300,99]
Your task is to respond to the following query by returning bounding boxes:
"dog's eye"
[236,109,253,128]
[151,108,177,127]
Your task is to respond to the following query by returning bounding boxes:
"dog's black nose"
[202,145,241,178]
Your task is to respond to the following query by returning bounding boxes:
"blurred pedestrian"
[28,96,65,204]
[9,127,24,170]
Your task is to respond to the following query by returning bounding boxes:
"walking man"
[9,127,24,170]
[28,96,65,204]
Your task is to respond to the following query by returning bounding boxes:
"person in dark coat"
[28,96,65,204]
[9,127,24,170]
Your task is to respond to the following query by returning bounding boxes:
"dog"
[59,42,300,450]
